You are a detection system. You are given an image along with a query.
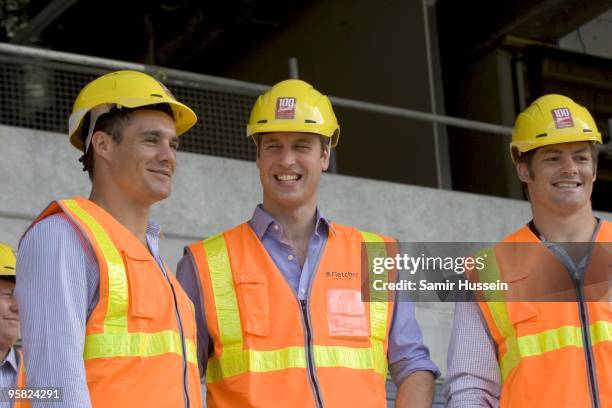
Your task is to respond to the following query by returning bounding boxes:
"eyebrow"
[540,147,589,155]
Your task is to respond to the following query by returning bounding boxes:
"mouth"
[274,174,302,183]
[148,169,172,178]
[552,181,582,189]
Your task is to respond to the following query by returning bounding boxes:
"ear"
[516,162,532,183]
[90,131,114,163]
[592,162,597,183]
[321,143,331,172]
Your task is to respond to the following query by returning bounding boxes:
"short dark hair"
[517,143,599,199]
[79,103,174,181]
[254,133,331,158]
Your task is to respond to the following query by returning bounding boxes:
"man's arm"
[176,251,210,377]
[395,370,434,407]
[388,300,439,407]
[443,300,500,407]
[15,215,96,408]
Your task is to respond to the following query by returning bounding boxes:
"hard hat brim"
[246,123,340,147]
[69,97,197,152]
[510,132,602,163]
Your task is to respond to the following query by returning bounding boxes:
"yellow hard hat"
[246,79,340,147]
[510,94,601,163]
[0,243,16,279]
[68,70,198,152]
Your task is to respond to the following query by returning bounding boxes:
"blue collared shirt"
[177,205,440,386]
[0,347,20,408]
[0,346,18,386]
[15,212,166,408]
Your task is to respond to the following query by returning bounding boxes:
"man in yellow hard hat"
[0,243,26,399]
[177,79,439,407]
[15,71,202,407]
[444,94,611,407]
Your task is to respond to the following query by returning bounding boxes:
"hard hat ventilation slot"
[305,120,317,123]
[150,94,163,98]
[5,266,14,270]
[535,133,548,138]
[583,129,592,133]
[257,120,267,123]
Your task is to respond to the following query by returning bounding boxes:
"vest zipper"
[300,299,324,408]
[572,276,601,408]
[167,277,191,408]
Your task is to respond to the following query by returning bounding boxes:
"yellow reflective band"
[360,231,389,378]
[63,199,128,334]
[206,346,306,383]
[206,344,387,383]
[498,321,612,382]
[202,234,243,353]
[314,345,387,377]
[477,247,520,381]
[590,320,612,345]
[360,231,388,337]
[84,330,198,366]
[475,247,506,302]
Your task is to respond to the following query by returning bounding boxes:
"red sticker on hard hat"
[276,97,296,119]
[551,108,574,129]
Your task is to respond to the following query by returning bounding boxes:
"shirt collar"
[529,217,602,242]
[249,204,333,240]
[0,347,18,373]
[146,220,161,239]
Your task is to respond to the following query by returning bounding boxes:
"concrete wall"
[3,124,610,377]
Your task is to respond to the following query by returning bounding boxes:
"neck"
[89,184,150,245]
[262,201,318,243]
[531,203,597,242]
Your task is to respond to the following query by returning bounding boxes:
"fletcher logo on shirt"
[326,271,358,280]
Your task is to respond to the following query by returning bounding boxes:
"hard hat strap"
[82,104,113,155]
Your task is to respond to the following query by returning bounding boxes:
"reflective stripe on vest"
[62,199,197,365]
[203,230,390,383]
[478,246,612,381]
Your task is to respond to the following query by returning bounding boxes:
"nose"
[278,146,296,168]
[559,155,579,175]
[9,296,18,314]
[157,140,177,167]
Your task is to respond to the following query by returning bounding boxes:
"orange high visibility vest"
[188,222,395,408]
[13,349,29,408]
[476,222,612,407]
[31,197,201,408]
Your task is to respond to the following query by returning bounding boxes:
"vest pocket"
[327,289,368,338]
[124,254,161,319]
[235,272,271,337]
[508,302,539,337]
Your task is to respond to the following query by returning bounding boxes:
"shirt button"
[288,254,294,261]
[300,288,306,293]
[273,224,279,230]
